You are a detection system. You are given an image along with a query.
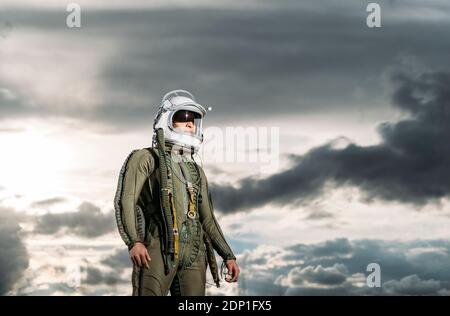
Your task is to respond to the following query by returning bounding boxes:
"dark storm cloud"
[90,5,450,128]
[82,266,125,286]
[0,208,29,295]
[31,197,67,207]
[305,209,334,220]
[101,248,130,269]
[0,19,13,38]
[239,238,450,295]
[1,2,450,130]
[34,201,115,237]
[210,71,450,212]
[0,85,34,119]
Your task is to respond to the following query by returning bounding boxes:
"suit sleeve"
[114,149,154,250]
[198,166,236,261]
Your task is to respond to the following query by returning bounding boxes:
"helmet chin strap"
[160,139,195,157]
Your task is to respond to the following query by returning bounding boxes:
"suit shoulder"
[127,148,155,172]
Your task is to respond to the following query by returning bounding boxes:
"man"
[114,90,240,296]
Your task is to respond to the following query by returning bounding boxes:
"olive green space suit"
[114,143,235,296]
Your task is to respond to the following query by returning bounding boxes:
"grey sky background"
[2,0,450,131]
[1,0,450,295]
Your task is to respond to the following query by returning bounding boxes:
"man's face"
[172,110,199,135]
[173,120,196,135]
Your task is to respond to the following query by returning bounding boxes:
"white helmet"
[153,90,207,153]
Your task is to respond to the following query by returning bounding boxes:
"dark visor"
[172,110,201,123]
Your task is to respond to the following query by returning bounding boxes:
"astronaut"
[114,90,240,296]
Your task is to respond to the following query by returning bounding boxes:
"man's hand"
[130,242,151,269]
[225,259,240,282]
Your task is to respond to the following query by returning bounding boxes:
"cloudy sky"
[1,0,450,295]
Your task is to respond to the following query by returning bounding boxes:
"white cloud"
[278,263,348,288]
[383,275,441,296]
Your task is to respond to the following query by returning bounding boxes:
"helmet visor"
[172,110,201,123]
[171,110,202,137]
